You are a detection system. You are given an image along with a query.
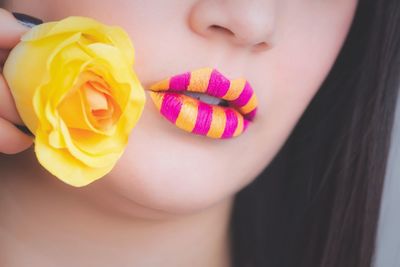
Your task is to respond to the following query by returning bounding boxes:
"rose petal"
[4,32,83,133]
[35,128,116,187]
[22,17,107,43]
[104,26,135,66]
[38,59,90,134]
[84,83,108,110]
[69,128,125,155]
[21,16,135,66]
[58,89,93,130]
[82,45,137,118]
[86,65,131,117]
[58,119,122,168]
[48,127,66,149]
[20,21,58,42]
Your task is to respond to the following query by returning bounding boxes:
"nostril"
[252,41,270,52]
[209,24,235,36]
[208,24,272,51]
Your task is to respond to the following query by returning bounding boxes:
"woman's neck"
[0,148,233,267]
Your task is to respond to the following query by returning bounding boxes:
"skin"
[0,0,358,266]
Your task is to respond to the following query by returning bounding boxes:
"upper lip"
[148,67,258,118]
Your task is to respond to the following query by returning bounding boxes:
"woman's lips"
[147,67,258,139]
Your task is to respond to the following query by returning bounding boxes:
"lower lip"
[148,91,254,139]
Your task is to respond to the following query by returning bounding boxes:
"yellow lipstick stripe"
[223,79,247,101]
[233,111,244,137]
[206,106,227,138]
[175,95,199,132]
[238,93,258,115]
[187,68,213,93]
[150,79,169,91]
[149,91,163,110]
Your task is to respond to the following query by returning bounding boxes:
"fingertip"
[12,12,43,29]
[15,124,34,137]
[0,117,33,154]
[0,9,30,48]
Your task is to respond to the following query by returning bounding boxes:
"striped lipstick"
[148,67,258,139]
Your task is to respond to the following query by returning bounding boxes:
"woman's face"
[8,0,358,217]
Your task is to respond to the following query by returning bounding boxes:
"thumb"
[0,8,42,49]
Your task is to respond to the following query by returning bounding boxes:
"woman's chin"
[108,160,235,216]
[78,153,236,220]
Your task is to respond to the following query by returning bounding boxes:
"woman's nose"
[188,0,276,51]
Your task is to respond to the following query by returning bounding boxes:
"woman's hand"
[0,8,33,154]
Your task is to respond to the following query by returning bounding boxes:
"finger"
[0,49,9,65]
[0,8,30,49]
[0,73,24,125]
[0,117,33,154]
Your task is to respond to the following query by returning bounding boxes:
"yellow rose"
[3,16,146,187]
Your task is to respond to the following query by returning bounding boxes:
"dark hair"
[230,0,400,267]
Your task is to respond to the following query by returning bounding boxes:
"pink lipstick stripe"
[221,109,238,139]
[206,69,231,97]
[245,108,257,121]
[169,72,191,91]
[192,102,213,135]
[230,81,253,107]
[160,93,182,123]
